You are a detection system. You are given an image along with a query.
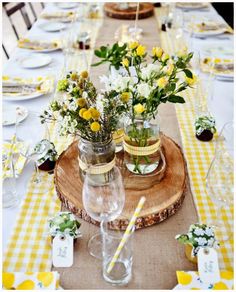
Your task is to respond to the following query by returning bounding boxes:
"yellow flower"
[77,98,86,107]
[134,103,145,114]
[152,47,163,58]
[185,74,197,86]
[71,72,79,80]
[162,53,170,62]
[166,63,174,75]
[129,41,139,49]
[120,92,131,103]
[82,110,92,120]
[121,58,129,67]
[90,121,101,132]
[80,71,88,79]
[157,77,168,89]
[89,107,100,120]
[79,108,87,118]
[136,45,146,57]
[177,46,188,58]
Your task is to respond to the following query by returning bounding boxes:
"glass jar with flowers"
[195,114,216,142]
[175,223,219,264]
[100,41,195,174]
[41,71,121,182]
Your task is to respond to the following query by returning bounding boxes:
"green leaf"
[183,69,193,79]
[168,95,185,103]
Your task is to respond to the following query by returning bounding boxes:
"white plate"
[39,22,66,32]
[185,24,225,37]
[57,2,78,9]
[3,105,28,126]
[3,91,45,102]
[32,46,60,53]
[20,54,52,69]
[176,3,209,10]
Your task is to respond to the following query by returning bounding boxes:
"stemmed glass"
[82,166,125,259]
[206,121,234,241]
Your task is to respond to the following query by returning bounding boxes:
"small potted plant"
[175,223,219,264]
[48,212,82,244]
[195,115,216,142]
[34,139,58,173]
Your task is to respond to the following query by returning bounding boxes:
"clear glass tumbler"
[101,221,133,285]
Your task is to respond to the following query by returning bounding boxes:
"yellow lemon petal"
[37,272,54,287]
[17,280,35,290]
[213,281,228,290]
[2,273,15,289]
[220,271,233,280]
[177,271,193,285]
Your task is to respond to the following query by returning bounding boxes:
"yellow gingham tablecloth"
[155,8,233,271]
[3,18,103,272]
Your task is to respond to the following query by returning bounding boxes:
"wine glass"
[82,166,125,259]
[206,121,234,241]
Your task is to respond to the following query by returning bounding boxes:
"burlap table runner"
[54,14,198,289]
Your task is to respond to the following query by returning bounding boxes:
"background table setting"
[2,2,234,290]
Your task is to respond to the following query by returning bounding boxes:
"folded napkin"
[2,139,28,179]
[18,38,60,51]
[175,270,234,290]
[201,58,234,75]
[2,272,60,290]
[2,76,54,96]
[190,22,233,34]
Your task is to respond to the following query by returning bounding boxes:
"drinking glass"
[2,137,19,208]
[82,166,125,259]
[15,111,51,183]
[206,121,234,241]
[101,221,133,285]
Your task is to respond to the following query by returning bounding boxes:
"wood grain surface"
[104,3,154,20]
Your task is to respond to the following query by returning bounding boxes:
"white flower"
[195,236,207,246]
[82,91,88,99]
[207,237,215,247]
[68,101,77,111]
[141,63,160,79]
[194,227,205,236]
[205,227,214,237]
[69,213,75,221]
[100,74,134,92]
[53,217,64,225]
[137,82,153,98]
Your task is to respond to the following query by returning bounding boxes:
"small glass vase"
[124,116,161,175]
[78,138,116,183]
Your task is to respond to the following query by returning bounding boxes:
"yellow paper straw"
[106,196,146,274]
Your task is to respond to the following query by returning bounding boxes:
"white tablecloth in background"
[2,3,234,252]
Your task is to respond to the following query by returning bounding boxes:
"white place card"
[197,247,220,285]
[52,234,73,267]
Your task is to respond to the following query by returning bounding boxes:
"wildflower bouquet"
[41,71,120,143]
[100,41,195,174]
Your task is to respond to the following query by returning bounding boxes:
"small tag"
[52,234,73,267]
[197,247,220,285]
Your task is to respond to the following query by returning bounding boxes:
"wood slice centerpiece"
[54,134,187,230]
[104,3,154,20]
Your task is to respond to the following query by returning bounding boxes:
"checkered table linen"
[155,8,233,271]
[3,18,103,272]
